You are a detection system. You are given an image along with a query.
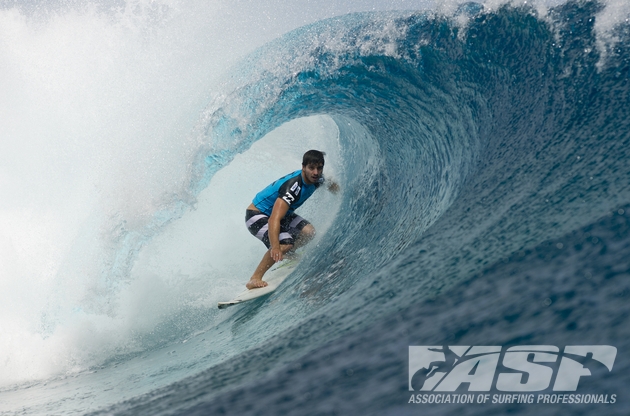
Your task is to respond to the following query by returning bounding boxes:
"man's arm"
[268,197,290,262]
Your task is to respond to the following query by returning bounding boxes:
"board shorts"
[245,209,310,249]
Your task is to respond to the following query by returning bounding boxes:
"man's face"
[302,163,324,185]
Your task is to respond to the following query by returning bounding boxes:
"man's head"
[302,150,326,167]
[302,150,325,185]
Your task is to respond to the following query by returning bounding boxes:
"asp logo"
[409,346,617,392]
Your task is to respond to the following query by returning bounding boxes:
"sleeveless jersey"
[252,169,323,216]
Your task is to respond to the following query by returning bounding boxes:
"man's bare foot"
[246,278,268,289]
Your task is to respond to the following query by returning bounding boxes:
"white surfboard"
[218,259,299,309]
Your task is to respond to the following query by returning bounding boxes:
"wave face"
[2,1,630,415]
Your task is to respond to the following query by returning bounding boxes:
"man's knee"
[279,244,294,253]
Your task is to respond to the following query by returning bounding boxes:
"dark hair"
[302,150,326,166]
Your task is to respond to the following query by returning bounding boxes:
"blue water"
[2,1,629,415]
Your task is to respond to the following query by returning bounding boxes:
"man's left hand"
[327,181,340,194]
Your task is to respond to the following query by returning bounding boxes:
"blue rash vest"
[252,169,324,216]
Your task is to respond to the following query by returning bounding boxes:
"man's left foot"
[246,278,268,289]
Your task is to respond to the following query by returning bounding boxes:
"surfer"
[244,150,339,289]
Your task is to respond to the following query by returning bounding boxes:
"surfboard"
[217,259,299,309]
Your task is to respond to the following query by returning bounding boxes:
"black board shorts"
[245,209,310,249]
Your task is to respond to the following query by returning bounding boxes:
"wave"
[190,0,630,309]
[1,1,630,415]
[119,2,630,414]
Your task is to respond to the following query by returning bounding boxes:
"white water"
[0,0,349,388]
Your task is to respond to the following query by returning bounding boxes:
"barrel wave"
[2,1,630,415]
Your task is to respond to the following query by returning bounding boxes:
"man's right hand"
[270,246,284,262]
[268,198,290,262]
